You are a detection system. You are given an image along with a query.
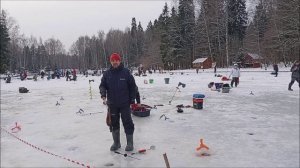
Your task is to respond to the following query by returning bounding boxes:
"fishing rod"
[78,112,103,116]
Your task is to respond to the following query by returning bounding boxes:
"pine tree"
[178,0,195,68]
[195,0,228,67]
[129,17,138,66]
[195,0,217,61]
[40,44,47,69]
[158,3,171,69]
[169,7,182,68]
[251,0,268,61]
[275,0,299,63]
[227,0,248,62]
[29,44,36,71]
[0,10,11,73]
[22,46,30,70]
[143,20,163,68]
[227,0,248,41]
[137,22,145,60]
[253,1,268,39]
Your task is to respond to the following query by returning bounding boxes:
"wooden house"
[244,53,263,68]
[192,57,213,69]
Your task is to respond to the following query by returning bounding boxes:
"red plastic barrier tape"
[1,127,92,168]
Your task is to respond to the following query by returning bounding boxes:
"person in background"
[6,74,11,83]
[40,70,45,79]
[214,63,217,74]
[55,68,60,79]
[138,65,143,76]
[71,69,77,81]
[229,64,240,87]
[273,64,279,77]
[264,63,267,70]
[100,53,136,152]
[66,69,71,81]
[288,60,300,91]
[20,70,27,81]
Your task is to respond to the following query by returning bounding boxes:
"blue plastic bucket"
[193,94,205,109]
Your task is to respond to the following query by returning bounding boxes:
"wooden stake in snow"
[163,153,170,168]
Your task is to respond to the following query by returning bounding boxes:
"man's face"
[110,60,121,68]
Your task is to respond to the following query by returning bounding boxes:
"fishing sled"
[131,104,152,117]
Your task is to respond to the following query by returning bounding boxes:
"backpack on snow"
[19,87,29,93]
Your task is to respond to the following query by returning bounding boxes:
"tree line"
[0,0,299,73]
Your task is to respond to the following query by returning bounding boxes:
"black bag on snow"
[19,87,29,93]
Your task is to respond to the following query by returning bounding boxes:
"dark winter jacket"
[291,64,300,79]
[273,64,278,72]
[66,70,70,76]
[99,63,136,107]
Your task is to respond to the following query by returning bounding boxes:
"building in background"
[244,53,263,68]
[192,57,213,69]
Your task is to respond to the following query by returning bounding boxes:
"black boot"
[288,83,293,91]
[110,130,121,151]
[125,134,134,151]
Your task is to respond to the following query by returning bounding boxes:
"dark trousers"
[275,71,278,77]
[289,78,300,89]
[109,105,134,135]
[231,77,239,87]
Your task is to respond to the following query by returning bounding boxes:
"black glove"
[102,97,107,105]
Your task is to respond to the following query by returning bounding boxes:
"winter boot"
[288,83,293,91]
[110,130,121,151]
[125,134,134,151]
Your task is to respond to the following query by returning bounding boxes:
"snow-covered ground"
[1,68,299,167]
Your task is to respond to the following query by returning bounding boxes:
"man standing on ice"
[99,53,136,151]
[288,60,300,91]
[273,64,279,77]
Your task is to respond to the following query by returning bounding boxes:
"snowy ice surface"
[1,68,299,167]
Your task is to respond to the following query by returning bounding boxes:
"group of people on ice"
[65,69,77,81]
[218,61,299,91]
[39,68,77,81]
[268,61,299,91]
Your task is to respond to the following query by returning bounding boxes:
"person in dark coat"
[214,64,217,74]
[66,69,71,81]
[273,64,279,77]
[196,67,199,74]
[6,74,11,83]
[99,53,136,151]
[288,60,300,91]
[40,70,45,79]
[138,65,143,77]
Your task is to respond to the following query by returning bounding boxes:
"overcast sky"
[2,0,171,51]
